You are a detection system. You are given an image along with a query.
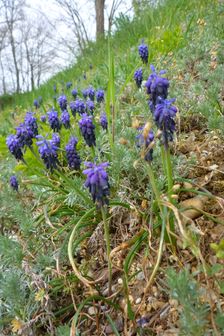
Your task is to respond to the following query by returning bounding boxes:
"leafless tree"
[95,0,130,39]
[54,0,90,54]
[0,24,8,93]
[107,0,124,34]
[95,0,105,39]
[20,17,58,91]
[1,0,26,93]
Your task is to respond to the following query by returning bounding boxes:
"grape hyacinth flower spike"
[138,42,148,64]
[71,99,86,115]
[47,109,61,132]
[134,68,143,88]
[71,88,78,99]
[86,100,95,114]
[58,95,67,111]
[100,113,108,130]
[136,124,154,162]
[66,82,72,89]
[79,113,96,147]
[10,175,19,191]
[16,123,34,147]
[82,89,88,99]
[25,112,38,136]
[61,110,70,129]
[65,136,81,170]
[145,65,169,111]
[36,136,59,171]
[40,115,46,123]
[52,133,60,148]
[154,98,177,148]
[83,161,112,293]
[33,99,40,109]
[87,86,95,101]
[96,89,104,103]
[83,162,110,207]
[6,134,23,161]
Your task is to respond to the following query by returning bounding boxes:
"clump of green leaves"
[210,240,224,259]
[167,268,209,336]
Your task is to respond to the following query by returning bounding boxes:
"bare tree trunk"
[95,0,105,40]
[0,57,7,94]
[9,31,20,92]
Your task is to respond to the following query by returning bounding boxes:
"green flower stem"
[161,146,175,244]
[164,147,173,199]
[147,163,162,212]
[147,162,175,245]
[91,146,96,159]
[160,145,167,175]
[101,206,112,295]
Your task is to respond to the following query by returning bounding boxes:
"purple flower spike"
[71,88,78,98]
[79,113,96,147]
[61,110,70,129]
[16,123,34,147]
[82,89,88,99]
[87,86,95,101]
[25,112,38,136]
[6,135,23,161]
[136,128,154,162]
[70,99,86,115]
[36,136,59,171]
[100,113,108,130]
[70,101,77,116]
[138,43,148,64]
[66,82,72,89]
[65,136,81,170]
[52,133,60,148]
[47,109,61,132]
[58,95,67,111]
[10,175,19,191]
[83,162,110,207]
[33,99,40,109]
[96,89,104,103]
[134,68,143,88]
[40,115,46,122]
[154,98,177,147]
[86,100,95,114]
[145,65,169,111]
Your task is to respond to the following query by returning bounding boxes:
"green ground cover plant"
[0,0,223,335]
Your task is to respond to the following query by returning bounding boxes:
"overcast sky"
[26,0,133,40]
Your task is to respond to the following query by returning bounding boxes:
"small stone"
[169,299,178,308]
[135,297,142,304]
[88,306,96,315]
[136,271,145,281]
[105,317,124,334]
[117,278,123,285]
[152,286,158,297]
[111,285,117,293]
[102,287,109,296]
[128,295,134,304]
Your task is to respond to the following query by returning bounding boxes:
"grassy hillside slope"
[0,0,224,335]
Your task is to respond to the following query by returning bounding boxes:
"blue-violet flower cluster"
[36,137,59,171]
[134,68,143,88]
[79,113,96,147]
[83,162,110,207]
[65,137,81,170]
[47,109,61,132]
[10,175,19,191]
[138,43,148,64]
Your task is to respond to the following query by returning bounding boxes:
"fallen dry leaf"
[180,195,208,220]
